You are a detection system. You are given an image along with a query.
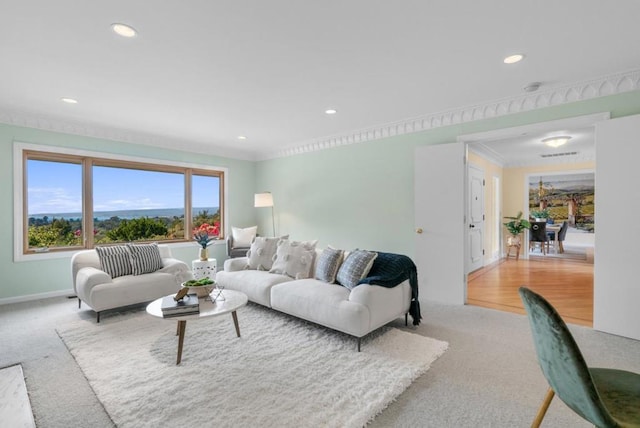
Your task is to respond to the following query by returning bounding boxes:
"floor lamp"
[254,192,275,236]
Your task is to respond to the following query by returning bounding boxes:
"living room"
[2,2,640,427]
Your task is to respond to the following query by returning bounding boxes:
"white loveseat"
[216,243,414,351]
[71,244,191,322]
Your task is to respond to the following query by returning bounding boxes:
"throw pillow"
[126,242,164,275]
[270,239,318,279]
[95,245,132,278]
[336,249,378,290]
[232,226,258,248]
[315,246,344,283]
[246,236,282,271]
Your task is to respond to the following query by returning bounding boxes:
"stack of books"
[161,293,200,318]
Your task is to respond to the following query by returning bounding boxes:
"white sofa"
[71,244,191,322]
[216,250,413,351]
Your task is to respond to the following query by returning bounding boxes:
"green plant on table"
[530,208,550,219]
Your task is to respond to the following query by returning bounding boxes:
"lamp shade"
[254,192,274,207]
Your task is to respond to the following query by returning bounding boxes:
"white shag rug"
[57,304,448,428]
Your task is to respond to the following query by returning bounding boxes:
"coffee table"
[146,289,248,365]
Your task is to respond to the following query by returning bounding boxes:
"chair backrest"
[530,221,548,242]
[518,287,617,427]
[558,221,569,241]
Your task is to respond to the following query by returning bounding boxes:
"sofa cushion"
[232,225,258,247]
[336,250,378,290]
[216,270,292,307]
[315,246,344,283]
[95,245,132,278]
[270,279,370,337]
[126,242,163,275]
[246,236,281,271]
[270,239,317,279]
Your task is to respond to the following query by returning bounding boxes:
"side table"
[192,258,217,280]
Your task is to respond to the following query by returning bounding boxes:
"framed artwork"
[528,172,594,233]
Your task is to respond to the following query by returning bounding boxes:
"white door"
[414,143,466,305]
[594,114,640,341]
[468,164,484,273]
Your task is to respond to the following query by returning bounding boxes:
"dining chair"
[519,286,640,428]
[548,221,569,253]
[529,221,549,255]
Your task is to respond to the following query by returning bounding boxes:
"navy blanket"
[358,252,422,325]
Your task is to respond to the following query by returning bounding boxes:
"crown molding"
[0,110,258,161]
[1,69,638,162]
[264,69,640,160]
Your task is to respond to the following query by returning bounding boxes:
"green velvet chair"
[519,287,640,427]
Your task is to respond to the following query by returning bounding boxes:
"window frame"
[14,142,228,261]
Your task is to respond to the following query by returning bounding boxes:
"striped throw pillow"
[336,249,378,290]
[126,243,163,275]
[315,246,344,283]
[95,245,133,278]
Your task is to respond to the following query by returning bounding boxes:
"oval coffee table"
[146,289,248,365]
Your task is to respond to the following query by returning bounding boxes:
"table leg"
[176,320,187,365]
[231,310,241,337]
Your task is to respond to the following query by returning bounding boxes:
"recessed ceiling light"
[325,109,337,115]
[542,136,572,148]
[237,135,247,140]
[61,97,78,104]
[503,54,525,64]
[523,82,541,92]
[111,23,137,38]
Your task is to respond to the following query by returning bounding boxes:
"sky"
[27,160,220,215]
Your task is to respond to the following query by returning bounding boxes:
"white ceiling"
[1,1,639,160]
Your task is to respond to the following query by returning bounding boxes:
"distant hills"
[29,207,218,221]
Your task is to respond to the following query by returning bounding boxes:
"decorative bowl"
[181,280,215,298]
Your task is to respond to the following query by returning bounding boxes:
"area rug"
[57,304,448,428]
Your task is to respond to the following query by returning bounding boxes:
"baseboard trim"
[0,289,74,306]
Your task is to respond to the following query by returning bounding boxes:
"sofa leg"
[96,311,101,323]
[78,298,81,309]
[356,338,361,352]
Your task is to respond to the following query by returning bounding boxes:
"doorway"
[459,113,604,322]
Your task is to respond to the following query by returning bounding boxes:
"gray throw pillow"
[95,245,133,278]
[315,246,344,283]
[126,242,163,275]
[246,236,285,271]
[336,249,378,290]
[270,239,317,279]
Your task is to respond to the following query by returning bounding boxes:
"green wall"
[256,90,640,256]
[0,124,256,300]
[2,89,640,301]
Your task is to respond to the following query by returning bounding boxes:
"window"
[17,144,226,257]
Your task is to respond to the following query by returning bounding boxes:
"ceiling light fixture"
[111,23,137,38]
[61,97,78,104]
[325,109,337,115]
[237,135,247,140]
[503,54,524,64]
[542,136,572,148]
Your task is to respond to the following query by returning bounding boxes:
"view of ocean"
[28,207,219,221]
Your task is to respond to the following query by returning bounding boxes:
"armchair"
[226,234,251,258]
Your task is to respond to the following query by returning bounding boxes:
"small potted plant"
[193,221,220,261]
[504,211,531,246]
[530,209,550,222]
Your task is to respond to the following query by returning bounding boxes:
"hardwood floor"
[467,257,594,327]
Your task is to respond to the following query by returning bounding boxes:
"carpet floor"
[56,303,447,428]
